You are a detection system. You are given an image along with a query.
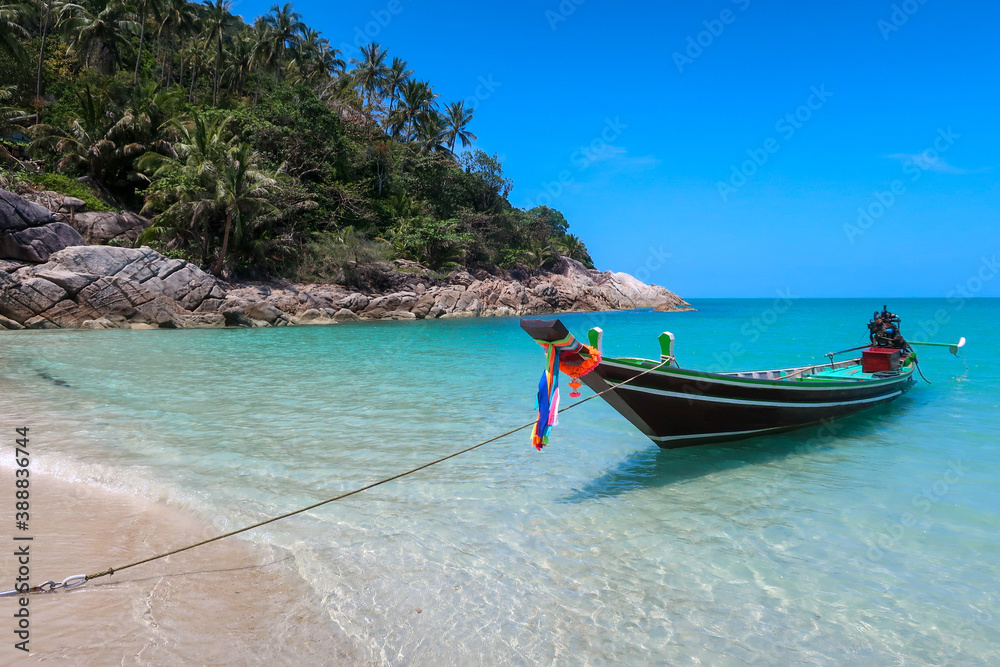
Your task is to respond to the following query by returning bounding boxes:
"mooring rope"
[4,358,669,596]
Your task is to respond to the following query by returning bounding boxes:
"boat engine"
[863,305,910,373]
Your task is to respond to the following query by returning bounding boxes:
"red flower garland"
[559,345,601,380]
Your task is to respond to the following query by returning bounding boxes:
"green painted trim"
[588,327,603,350]
[603,356,912,387]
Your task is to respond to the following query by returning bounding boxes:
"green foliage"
[15,0,597,281]
[25,172,114,211]
[296,226,390,285]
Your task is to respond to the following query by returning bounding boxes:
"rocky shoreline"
[0,187,690,330]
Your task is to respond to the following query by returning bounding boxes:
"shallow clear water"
[1,299,997,664]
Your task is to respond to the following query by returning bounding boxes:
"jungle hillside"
[0,0,595,281]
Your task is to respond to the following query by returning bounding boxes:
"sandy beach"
[0,469,357,665]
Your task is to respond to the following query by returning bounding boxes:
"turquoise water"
[0,299,997,664]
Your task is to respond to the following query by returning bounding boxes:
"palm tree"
[0,86,25,162]
[443,101,476,153]
[349,41,389,112]
[0,2,29,64]
[30,85,177,191]
[382,56,412,118]
[264,2,303,82]
[523,237,557,270]
[225,26,255,97]
[414,110,449,155]
[58,0,139,75]
[158,0,197,85]
[132,0,164,83]
[139,111,238,266]
[289,28,343,89]
[202,0,236,105]
[35,0,54,105]
[211,142,277,275]
[247,16,276,102]
[388,79,437,140]
[29,87,115,180]
[553,233,593,268]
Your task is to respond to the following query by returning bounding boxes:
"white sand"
[0,471,359,665]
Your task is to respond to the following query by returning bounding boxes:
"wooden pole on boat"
[909,337,967,355]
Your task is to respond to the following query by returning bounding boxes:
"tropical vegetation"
[0,0,594,279]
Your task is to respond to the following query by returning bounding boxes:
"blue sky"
[233,0,999,298]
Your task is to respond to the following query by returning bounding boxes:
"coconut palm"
[31,85,178,190]
[388,79,437,140]
[244,16,276,102]
[139,112,238,265]
[202,0,237,105]
[29,87,116,180]
[523,237,557,270]
[443,101,476,153]
[224,26,255,97]
[414,110,449,155]
[35,0,55,103]
[58,0,139,75]
[0,2,29,63]
[349,41,389,112]
[158,0,198,85]
[382,56,412,118]
[132,0,164,83]
[0,86,25,162]
[553,233,593,268]
[210,142,277,275]
[289,28,343,89]
[264,2,303,82]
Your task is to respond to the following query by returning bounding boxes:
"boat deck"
[612,357,908,384]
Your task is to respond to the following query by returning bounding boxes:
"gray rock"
[0,189,56,232]
[531,282,557,298]
[81,317,115,329]
[339,292,369,312]
[0,259,27,274]
[333,308,359,321]
[295,308,324,322]
[385,310,416,320]
[0,223,86,262]
[0,313,23,329]
[44,246,146,277]
[28,266,97,296]
[244,301,285,325]
[176,312,226,328]
[410,293,435,319]
[70,211,150,245]
[60,197,86,214]
[222,307,254,327]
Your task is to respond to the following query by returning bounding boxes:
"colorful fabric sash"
[529,333,600,450]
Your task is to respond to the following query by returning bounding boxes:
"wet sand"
[0,470,358,665]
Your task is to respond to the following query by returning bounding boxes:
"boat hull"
[582,361,915,448]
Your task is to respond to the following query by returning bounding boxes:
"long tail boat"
[521,309,965,449]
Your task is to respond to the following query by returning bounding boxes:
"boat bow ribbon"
[520,318,602,450]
